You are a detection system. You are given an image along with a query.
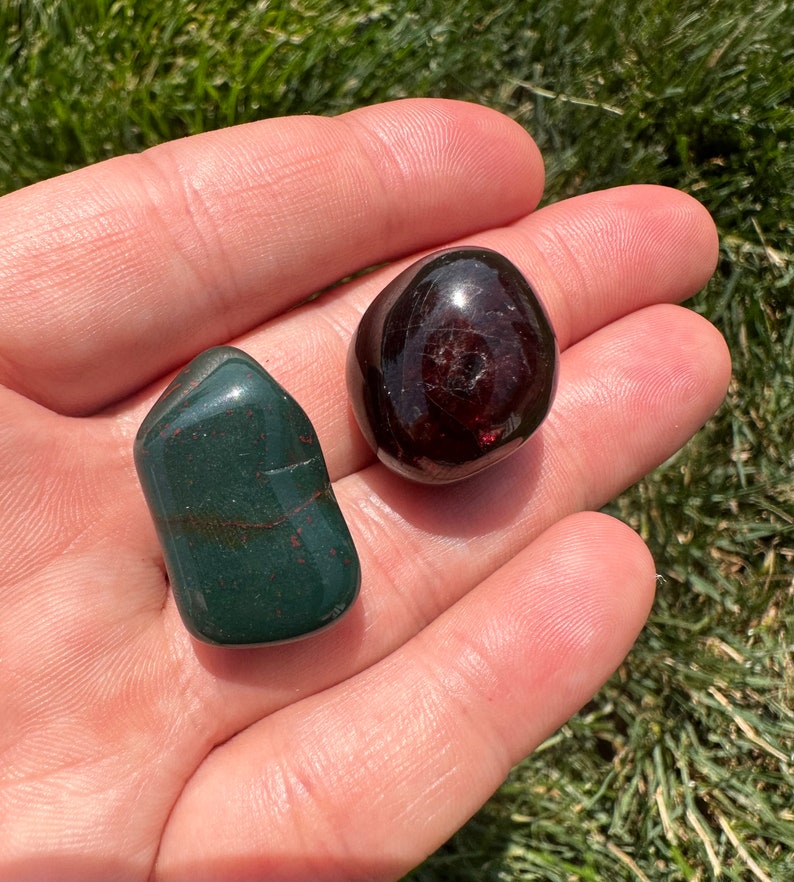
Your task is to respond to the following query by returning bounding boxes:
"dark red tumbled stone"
[346,247,559,483]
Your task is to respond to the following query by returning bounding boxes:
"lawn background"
[2,1,793,879]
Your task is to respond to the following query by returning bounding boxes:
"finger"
[0,99,543,414]
[161,302,728,735]
[506,182,719,349]
[155,512,655,881]
[117,183,720,480]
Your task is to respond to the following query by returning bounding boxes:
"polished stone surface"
[134,346,360,646]
[347,247,558,483]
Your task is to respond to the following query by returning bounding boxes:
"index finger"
[0,99,543,415]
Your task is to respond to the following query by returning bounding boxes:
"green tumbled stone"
[134,346,360,646]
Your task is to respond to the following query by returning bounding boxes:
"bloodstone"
[347,247,558,483]
[134,346,360,646]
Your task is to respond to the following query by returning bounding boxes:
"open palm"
[0,99,729,880]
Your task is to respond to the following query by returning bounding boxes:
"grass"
[2,0,793,878]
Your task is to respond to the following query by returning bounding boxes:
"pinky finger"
[156,511,656,881]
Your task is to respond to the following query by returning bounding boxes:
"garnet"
[134,346,360,646]
[347,248,558,483]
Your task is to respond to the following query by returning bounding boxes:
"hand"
[0,99,729,881]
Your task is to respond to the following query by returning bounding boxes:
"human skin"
[0,98,730,880]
